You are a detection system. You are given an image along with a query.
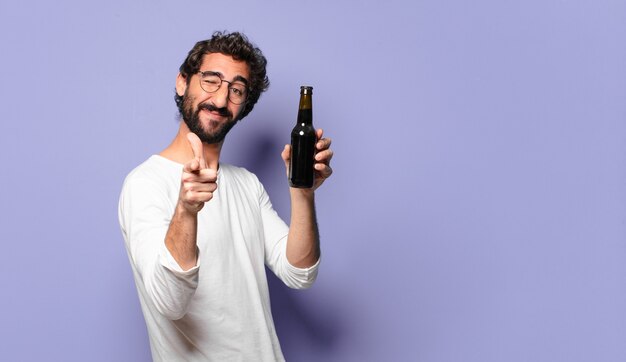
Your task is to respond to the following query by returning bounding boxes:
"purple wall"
[2,1,625,361]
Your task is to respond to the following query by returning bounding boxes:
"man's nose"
[211,83,229,108]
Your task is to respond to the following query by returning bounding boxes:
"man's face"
[177,53,250,144]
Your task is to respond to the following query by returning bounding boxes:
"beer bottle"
[289,86,316,188]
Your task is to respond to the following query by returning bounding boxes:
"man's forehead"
[200,53,250,79]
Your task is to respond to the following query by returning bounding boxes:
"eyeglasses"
[197,71,248,105]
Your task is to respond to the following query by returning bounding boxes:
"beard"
[181,92,239,144]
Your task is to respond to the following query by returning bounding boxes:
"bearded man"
[118,31,333,361]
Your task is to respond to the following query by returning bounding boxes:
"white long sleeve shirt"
[118,155,319,361]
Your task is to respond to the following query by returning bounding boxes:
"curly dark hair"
[174,31,270,120]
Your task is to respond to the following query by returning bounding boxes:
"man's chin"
[196,131,224,144]
[184,114,237,144]
[199,124,234,144]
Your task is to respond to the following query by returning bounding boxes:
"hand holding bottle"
[282,128,333,191]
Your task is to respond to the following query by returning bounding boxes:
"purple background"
[2,1,625,361]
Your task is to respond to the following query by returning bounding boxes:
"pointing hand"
[179,133,218,214]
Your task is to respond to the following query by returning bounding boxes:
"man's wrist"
[175,201,200,218]
[289,187,315,200]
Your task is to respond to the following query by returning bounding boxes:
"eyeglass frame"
[196,70,250,105]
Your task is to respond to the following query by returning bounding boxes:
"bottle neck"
[299,93,312,109]
[297,94,313,125]
[297,108,313,125]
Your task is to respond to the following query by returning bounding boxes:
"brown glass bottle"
[289,86,316,188]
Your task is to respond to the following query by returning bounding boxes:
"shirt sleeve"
[257,181,320,289]
[118,175,199,320]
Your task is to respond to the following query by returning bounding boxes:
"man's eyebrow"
[233,75,249,86]
[204,70,223,78]
[201,70,250,86]
[205,71,249,86]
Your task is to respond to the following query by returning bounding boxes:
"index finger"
[316,130,332,150]
[186,132,208,169]
[316,128,324,141]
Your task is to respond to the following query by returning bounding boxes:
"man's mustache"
[198,103,232,118]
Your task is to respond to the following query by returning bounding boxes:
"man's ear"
[176,73,187,97]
